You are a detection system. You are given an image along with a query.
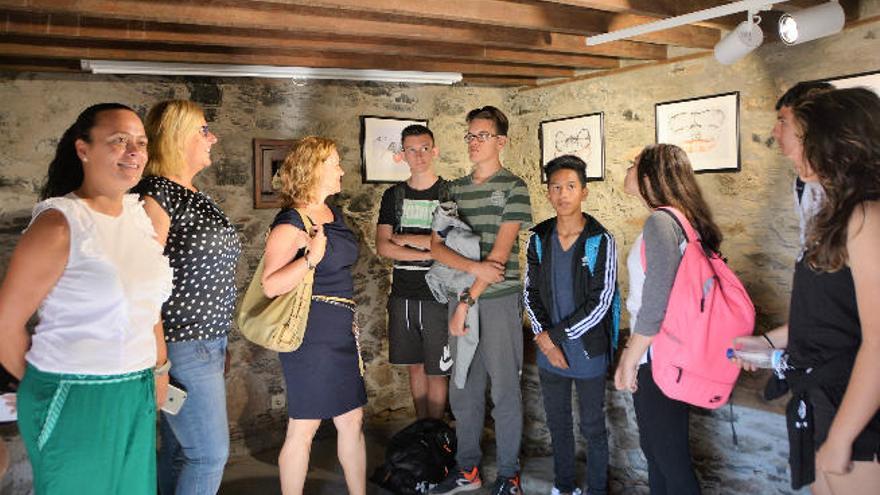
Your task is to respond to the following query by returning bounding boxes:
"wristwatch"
[458,289,476,307]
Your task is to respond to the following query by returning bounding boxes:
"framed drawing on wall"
[539,112,604,183]
[655,91,740,173]
[824,69,880,96]
[360,115,428,183]
[253,138,294,209]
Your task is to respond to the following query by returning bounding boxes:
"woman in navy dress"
[261,136,366,495]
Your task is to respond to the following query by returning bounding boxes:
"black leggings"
[632,363,701,495]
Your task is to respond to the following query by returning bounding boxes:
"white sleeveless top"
[26,194,173,375]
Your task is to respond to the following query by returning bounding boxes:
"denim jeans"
[158,336,229,495]
[538,367,609,495]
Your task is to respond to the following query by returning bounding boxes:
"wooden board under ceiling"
[0,0,860,87]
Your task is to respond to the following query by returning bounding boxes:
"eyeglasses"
[199,125,211,137]
[463,132,502,143]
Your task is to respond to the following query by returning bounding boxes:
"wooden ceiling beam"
[482,47,618,69]
[533,1,738,18]
[0,55,80,72]
[533,0,847,29]
[0,12,620,69]
[248,0,721,48]
[0,0,666,60]
[0,39,577,78]
[461,76,539,87]
[531,0,739,29]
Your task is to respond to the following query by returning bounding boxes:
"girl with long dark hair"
[736,88,880,494]
[615,143,722,494]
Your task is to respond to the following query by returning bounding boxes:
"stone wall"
[0,13,879,493]
[511,16,880,467]
[509,20,880,334]
[0,74,506,492]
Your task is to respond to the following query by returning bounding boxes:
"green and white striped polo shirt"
[450,167,533,298]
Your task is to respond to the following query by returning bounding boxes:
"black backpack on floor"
[371,418,457,494]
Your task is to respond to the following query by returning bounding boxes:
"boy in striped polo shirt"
[430,106,533,495]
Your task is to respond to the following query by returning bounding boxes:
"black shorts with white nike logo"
[387,296,451,376]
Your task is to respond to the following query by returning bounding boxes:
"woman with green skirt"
[0,103,173,494]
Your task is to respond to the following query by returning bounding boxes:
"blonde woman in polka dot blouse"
[134,100,241,495]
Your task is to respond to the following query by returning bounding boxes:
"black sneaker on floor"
[489,473,523,495]
[428,466,482,494]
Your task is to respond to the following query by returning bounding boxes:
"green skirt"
[18,363,156,495]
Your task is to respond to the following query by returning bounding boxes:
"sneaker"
[550,488,582,495]
[490,473,523,494]
[429,466,482,494]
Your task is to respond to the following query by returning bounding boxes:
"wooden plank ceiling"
[0,0,851,87]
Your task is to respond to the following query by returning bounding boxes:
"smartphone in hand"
[161,384,187,415]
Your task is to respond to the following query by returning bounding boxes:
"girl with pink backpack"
[614,144,727,495]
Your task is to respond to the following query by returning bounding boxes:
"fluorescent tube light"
[586,0,784,46]
[81,60,463,85]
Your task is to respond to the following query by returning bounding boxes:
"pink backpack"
[641,207,755,409]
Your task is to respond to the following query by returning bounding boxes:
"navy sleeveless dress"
[271,206,367,419]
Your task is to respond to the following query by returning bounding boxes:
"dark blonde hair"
[276,136,337,207]
[635,143,722,252]
[144,100,205,178]
[795,88,880,271]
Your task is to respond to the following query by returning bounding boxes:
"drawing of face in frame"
[667,108,725,154]
[554,127,592,157]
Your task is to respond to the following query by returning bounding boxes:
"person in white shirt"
[0,103,172,494]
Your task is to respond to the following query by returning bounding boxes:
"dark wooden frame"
[655,91,741,173]
[253,138,294,209]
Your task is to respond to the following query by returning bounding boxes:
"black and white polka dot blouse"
[133,176,242,342]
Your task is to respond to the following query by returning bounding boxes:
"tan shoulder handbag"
[236,210,315,352]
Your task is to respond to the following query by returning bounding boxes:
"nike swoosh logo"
[439,345,453,372]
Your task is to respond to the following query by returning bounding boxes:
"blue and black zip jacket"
[523,213,620,359]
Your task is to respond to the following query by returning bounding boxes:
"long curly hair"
[144,100,205,178]
[635,143,722,253]
[276,136,337,207]
[41,103,136,199]
[795,88,880,272]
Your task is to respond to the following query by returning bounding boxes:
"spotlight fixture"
[714,12,764,65]
[778,1,845,46]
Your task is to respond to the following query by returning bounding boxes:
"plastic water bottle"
[726,347,786,369]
